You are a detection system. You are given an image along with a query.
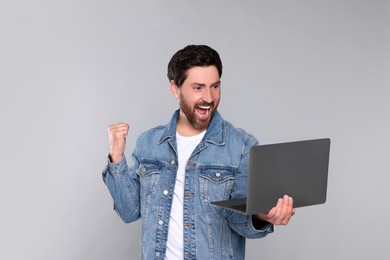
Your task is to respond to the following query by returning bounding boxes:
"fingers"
[280,195,294,225]
[108,122,130,137]
[265,195,295,226]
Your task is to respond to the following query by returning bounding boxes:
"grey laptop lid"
[211,138,331,215]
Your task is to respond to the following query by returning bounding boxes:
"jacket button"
[155,252,160,257]
[163,190,168,195]
[158,220,164,225]
[170,160,175,165]
[215,172,221,177]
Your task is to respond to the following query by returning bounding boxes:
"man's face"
[174,66,221,131]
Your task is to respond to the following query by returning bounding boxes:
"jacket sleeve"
[226,211,274,239]
[102,153,141,223]
[225,133,274,239]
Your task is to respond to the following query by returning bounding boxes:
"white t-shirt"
[165,131,206,260]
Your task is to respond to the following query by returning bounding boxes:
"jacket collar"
[159,109,225,146]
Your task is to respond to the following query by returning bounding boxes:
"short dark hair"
[167,45,223,87]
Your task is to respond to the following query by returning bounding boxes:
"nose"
[202,87,213,103]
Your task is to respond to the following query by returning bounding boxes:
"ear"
[170,80,180,99]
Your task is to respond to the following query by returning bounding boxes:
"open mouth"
[195,105,212,119]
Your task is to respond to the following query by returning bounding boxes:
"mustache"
[196,101,215,107]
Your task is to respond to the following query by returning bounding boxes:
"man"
[103,45,295,260]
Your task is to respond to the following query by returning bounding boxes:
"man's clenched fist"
[108,122,129,163]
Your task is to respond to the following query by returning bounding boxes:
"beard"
[179,94,219,130]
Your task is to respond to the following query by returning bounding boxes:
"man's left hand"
[255,195,295,226]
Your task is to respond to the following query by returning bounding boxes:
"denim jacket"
[103,110,273,260]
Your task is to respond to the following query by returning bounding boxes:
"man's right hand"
[108,122,130,163]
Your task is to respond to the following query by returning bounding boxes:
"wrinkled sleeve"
[102,152,141,223]
[225,134,274,239]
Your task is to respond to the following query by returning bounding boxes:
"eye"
[192,85,202,91]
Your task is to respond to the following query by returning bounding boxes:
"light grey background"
[0,0,389,259]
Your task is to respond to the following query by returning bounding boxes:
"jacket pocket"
[199,166,236,202]
[136,160,162,198]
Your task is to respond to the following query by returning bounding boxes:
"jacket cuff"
[103,154,128,175]
[250,215,274,234]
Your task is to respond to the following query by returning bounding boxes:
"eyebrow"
[191,80,221,87]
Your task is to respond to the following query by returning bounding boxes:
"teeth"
[198,105,210,109]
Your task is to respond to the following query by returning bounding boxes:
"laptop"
[211,138,331,215]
